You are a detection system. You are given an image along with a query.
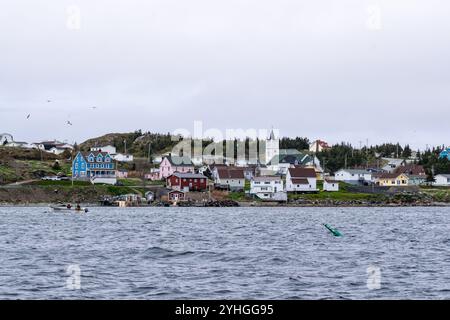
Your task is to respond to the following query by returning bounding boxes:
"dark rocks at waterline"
[176,200,239,207]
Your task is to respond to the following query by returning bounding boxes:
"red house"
[166,172,208,192]
[168,190,185,202]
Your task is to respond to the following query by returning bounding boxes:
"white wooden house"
[249,176,287,201]
[286,167,318,192]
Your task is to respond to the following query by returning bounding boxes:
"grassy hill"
[0,147,67,185]
[79,131,179,157]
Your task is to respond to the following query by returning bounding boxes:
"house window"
[75,163,79,169]
[105,157,110,162]
[89,157,94,162]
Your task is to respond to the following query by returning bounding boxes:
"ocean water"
[0,206,449,299]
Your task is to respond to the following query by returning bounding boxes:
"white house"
[91,145,117,154]
[381,158,407,173]
[434,174,450,187]
[334,169,372,184]
[49,147,68,155]
[31,143,45,150]
[286,167,318,192]
[215,168,245,191]
[112,153,134,162]
[250,176,287,202]
[5,141,31,148]
[323,178,339,192]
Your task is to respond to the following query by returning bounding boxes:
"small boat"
[50,205,88,213]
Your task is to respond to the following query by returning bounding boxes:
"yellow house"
[376,173,409,186]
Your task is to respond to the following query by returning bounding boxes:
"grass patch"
[117,178,143,186]
[228,191,247,201]
[30,180,91,186]
[105,186,137,196]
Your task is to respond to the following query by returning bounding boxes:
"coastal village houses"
[72,151,117,185]
[215,167,245,191]
[434,174,450,187]
[159,154,194,179]
[334,169,373,185]
[323,178,339,192]
[375,173,409,186]
[249,176,287,202]
[166,172,208,192]
[167,190,186,202]
[286,167,318,192]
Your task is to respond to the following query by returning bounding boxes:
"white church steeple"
[265,128,279,164]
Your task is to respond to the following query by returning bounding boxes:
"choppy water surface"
[0,206,449,299]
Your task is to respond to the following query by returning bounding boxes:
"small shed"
[168,190,185,202]
[323,179,339,192]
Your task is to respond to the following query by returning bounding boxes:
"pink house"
[159,155,194,179]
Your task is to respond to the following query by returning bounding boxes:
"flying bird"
[26,114,30,119]
[67,121,73,126]
[47,99,51,103]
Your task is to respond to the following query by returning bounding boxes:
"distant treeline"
[317,143,449,179]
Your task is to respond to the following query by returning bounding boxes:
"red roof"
[288,167,316,178]
[217,168,245,179]
[395,164,426,176]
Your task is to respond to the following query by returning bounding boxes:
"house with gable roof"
[72,151,117,184]
[158,154,195,179]
[286,167,318,192]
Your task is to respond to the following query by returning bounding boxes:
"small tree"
[52,161,61,171]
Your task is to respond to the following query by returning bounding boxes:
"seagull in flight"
[26,114,30,119]
[67,120,73,126]
[47,99,52,103]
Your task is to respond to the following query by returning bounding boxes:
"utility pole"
[148,143,151,163]
[71,150,74,187]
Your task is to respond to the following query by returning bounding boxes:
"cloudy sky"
[0,0,449,150]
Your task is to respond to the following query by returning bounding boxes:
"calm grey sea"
[0,206,449,299]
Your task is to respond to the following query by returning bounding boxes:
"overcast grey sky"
[0,0,449,150]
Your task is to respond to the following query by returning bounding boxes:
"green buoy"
[323,224,342,237]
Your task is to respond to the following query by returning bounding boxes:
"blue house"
[72,151,116,179]
[439,148,450,160]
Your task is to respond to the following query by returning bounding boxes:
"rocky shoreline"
[1,200,449,208]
